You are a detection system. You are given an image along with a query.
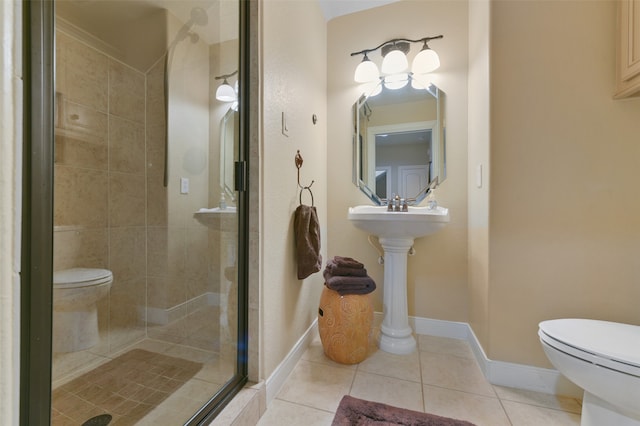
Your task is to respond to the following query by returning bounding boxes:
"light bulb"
[354,54,380,83]
[381,49,408,74]
[411,45,440,74]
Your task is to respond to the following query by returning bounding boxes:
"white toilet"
[53,268,113,353]
[539,319,640,426]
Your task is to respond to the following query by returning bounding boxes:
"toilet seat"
[53,268,113,289]
[539,319,640,378]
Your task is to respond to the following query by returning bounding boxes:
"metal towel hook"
[295,150,315,206]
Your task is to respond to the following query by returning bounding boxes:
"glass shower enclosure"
[44,0,247,424]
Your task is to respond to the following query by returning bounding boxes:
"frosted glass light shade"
[354,57,380,83]
[411,47,440,74]
[216,80,236,102]
[381,49,408,74]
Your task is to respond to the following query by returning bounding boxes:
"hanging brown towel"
[294,204,322,279]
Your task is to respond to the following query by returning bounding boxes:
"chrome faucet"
[387,194,408,212]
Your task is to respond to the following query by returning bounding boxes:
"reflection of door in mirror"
[376,167,391,199]
[399,165,429,199]
[370,123,434,200]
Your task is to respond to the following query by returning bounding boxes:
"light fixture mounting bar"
[215,70,239,80]
[349,35,443,57]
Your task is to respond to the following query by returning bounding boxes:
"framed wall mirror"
[353,77,446,205]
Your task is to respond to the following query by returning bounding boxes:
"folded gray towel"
[325,260,368,277]
[325,275,376,295]
[333,256,364,269]
[294,205,322,279]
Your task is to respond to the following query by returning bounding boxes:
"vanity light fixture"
[350,35,443,83]
[215,70,238,102]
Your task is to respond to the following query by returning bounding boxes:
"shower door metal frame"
[21,0,250,424]
[21,0,55,424]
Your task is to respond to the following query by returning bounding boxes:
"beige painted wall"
[489,0,640,367]
[327,0,469,321]
[260,0,328,378]
[468,0,491,352]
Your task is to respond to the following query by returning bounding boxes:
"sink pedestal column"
[377,237,416,355]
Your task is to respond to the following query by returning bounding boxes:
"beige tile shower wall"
[53,30,110,368]
[209,38,241,361]
[146,11,213,345]
[53,28,147,372]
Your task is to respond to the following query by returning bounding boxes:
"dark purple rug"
[332,395,477,426]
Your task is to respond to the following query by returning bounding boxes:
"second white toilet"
[53,268,113,353]
[539,318,640,426]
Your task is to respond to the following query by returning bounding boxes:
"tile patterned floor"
[51,305,235,426]
[257,333,583,426]
[52,339,235,426]
[52,349,203,425]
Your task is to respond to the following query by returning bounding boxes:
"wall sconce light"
[215,70,238,102]
[351,35,443,83]
[354,52,379,83]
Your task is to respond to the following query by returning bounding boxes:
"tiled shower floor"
[52,306,235,425]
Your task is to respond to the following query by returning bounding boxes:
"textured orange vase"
[318,286,374,364]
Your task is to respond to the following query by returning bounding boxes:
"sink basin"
[193,207,237,229]
[348,205,450,239]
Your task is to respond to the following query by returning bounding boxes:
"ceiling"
[317,0,399,21]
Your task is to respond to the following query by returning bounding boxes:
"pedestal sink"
[348,205,450,354]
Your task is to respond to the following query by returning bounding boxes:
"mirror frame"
[220,106,239,202]
[353,80,446,206]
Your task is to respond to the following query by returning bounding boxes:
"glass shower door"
[50,1,245,424]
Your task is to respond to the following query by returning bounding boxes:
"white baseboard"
[464,325,582,398]
[410,314,582,398]
[264,319,318,406]
[146,291,221,325]
[272,313,582,400]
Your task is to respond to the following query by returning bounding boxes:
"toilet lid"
[53,268,113,289]
[539,319,640,375]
